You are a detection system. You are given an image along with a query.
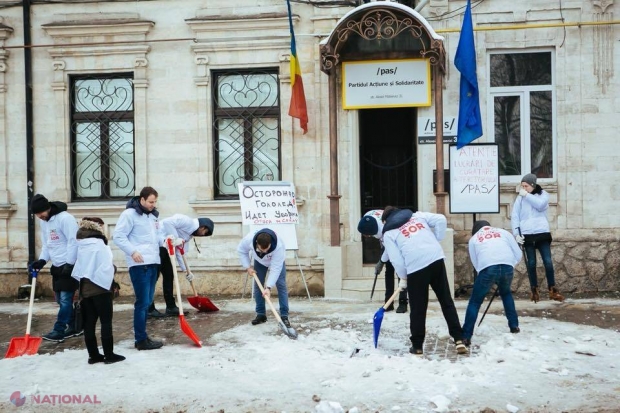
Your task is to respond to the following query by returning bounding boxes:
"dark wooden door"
[359,107,418,263]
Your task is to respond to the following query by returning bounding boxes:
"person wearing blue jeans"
[462,220,522,346]
[253,261,289,320]
[53,290,75,335]
[29,194,80,343]
[113,186,166,351]
[511,173,564,302]
[524,240,556,298]
[129,264,160,342]
[237,228,291,327]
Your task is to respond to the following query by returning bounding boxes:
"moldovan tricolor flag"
[286,0,308,134]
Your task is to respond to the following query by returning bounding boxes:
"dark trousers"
[149,247,176,311]
[384,261,408,303]
[407,259,463,349]
[81,292,114,358]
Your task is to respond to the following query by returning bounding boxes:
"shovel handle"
[382,287,402,311]
[180,250,199,297]
[250,272,285,325]
[25,272,38,336]
[166,238,185,314]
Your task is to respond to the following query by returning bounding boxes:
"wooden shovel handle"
[382,287,402,310]
[180,252,199,297]
[250,272,284,324]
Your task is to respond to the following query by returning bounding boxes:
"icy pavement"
[1,295,620,412]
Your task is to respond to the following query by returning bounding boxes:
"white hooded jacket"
[113,207,164,268]
[237,230,286,288]
[162,214,200,271]
[469,226,522,273]
[38,211,78,267]
[382,211,446,278]
[511,190,551,236]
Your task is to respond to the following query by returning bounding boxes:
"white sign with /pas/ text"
[449,144,500,214]
[342,59,431,109]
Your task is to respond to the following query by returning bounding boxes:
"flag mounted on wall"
[454,0,482,149]
[286,0,308,134]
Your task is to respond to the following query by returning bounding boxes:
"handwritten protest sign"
[449,144,500,214]
[237,181,299,225]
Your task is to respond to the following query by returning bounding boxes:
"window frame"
[487,48,557,183]
[69,72,136,201]
[211,68,282,200]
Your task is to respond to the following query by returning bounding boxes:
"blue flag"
[455,0,483,149]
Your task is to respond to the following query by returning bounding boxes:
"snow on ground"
[1,298,620,412]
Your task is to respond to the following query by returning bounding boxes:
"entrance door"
[359,107,418,263]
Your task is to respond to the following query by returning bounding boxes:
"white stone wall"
[0,0,618,296]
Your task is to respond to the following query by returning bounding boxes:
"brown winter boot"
[549,286,565,302]
[530,287,540,303]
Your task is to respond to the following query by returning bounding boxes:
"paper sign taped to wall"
[237,181,299,225]
[449,144,500,214]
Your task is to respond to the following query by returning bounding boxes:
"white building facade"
[0,0,618,298]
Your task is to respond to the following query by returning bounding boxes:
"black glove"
[375,260,385,275]
[29,259,47,271]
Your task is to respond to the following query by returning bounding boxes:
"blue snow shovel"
[373,288,403,348]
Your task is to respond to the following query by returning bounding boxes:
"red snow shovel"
[166,238,202,347]
[5,268,43,358]
[373,287,403,349]
[178,247,218,312]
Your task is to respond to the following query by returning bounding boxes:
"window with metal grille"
[488,51,555,180]
[212,69,281,198]
[70,73,135,200]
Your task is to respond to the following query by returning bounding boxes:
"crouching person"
[237,228,291,328]
[462,220,522,347]
[69,217,125,364]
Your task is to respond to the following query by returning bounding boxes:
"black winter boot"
[251,315,267,325]
[395,300,408,313]
[104,353,126,364]
[87,354,105,365]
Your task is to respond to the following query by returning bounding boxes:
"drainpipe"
[23,0,35,267]
[414,0,430,12]
[327,68,341,246]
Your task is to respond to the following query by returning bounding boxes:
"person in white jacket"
[148,214,214,317]
[357,209,408,312]
[30,194,80,343]
[237,228,290,327]
[511,173,563,303]
[113,186,165,351]
[69,217,125,364]
[381,206,467,356]
[462,220,522,346]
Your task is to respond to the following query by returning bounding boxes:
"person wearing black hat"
[511,173,564,303]
[30,193,81,342]
[148,214,215,317]
[357,210,408,312]
[461,220,522,346]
